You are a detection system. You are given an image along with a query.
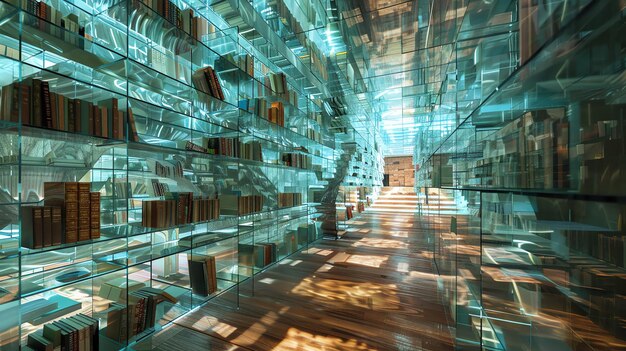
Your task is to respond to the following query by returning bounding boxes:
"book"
[42,323,63,349]
[77,182,91,241]
[62,317,87,351]
[74,314,99,351]
[21,206,41,249]
[27,332,54,351]
[55,319,79,351]
[103,303,125,342]
[31,78,41,126]
[89,192,100,239]
[41,80,52,128]
[53,320,75,351]
[127,107,139,142]
[187,255,217,296]
[41,206,52,247]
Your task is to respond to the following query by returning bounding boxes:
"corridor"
[135,211,454,351]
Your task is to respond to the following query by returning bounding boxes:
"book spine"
[42,206,52,247]
[77,183,91,241]
[32,207,43,248]
[41,80,52,128]
[50,91,58,129]
[32,79,41,126]
[94,105,102,137]
[67,98,75,132]
[90,192,100,239]
[74,99,82,133]
[64,182,79,243]
[20,84,30,125]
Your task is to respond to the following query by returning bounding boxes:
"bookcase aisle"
[0,0,355,349]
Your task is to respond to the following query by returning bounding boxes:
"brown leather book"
[77,183,91,241]
[21,206,40,249]
[90,192,100,239]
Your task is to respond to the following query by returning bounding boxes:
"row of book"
[281,153,311,169]
[154,160,184,178]
[191,66,224,101]
[202,137,262,161]
[104,287,178,343]
[220,194,263,216]
[29,313,99,351]
[277,192,302,208]
[141,196,220,228]
[137,0,214,42]
[187,254,218,296]
[21,182,100,249]
[18,0,90,49]
[0,81,127,140]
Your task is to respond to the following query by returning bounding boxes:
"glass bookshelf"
[0,0,358,349]
[417,1,626,350]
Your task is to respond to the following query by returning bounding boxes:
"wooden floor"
[135,212,454,351]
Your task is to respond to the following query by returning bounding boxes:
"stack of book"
[187,254,218,296]
[191,66,224,100]
[281,153,310,169]
[29,313,99,351]
[142,195,219,228]
[220,195,263,216]
[21,182,100,249]
[103,287,178,342]
[20,0,90,48]
[0,81,126,140]
[277,193,302,208]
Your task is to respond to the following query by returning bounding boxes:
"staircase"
[368,187,466,215]
[369,187,421,213]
